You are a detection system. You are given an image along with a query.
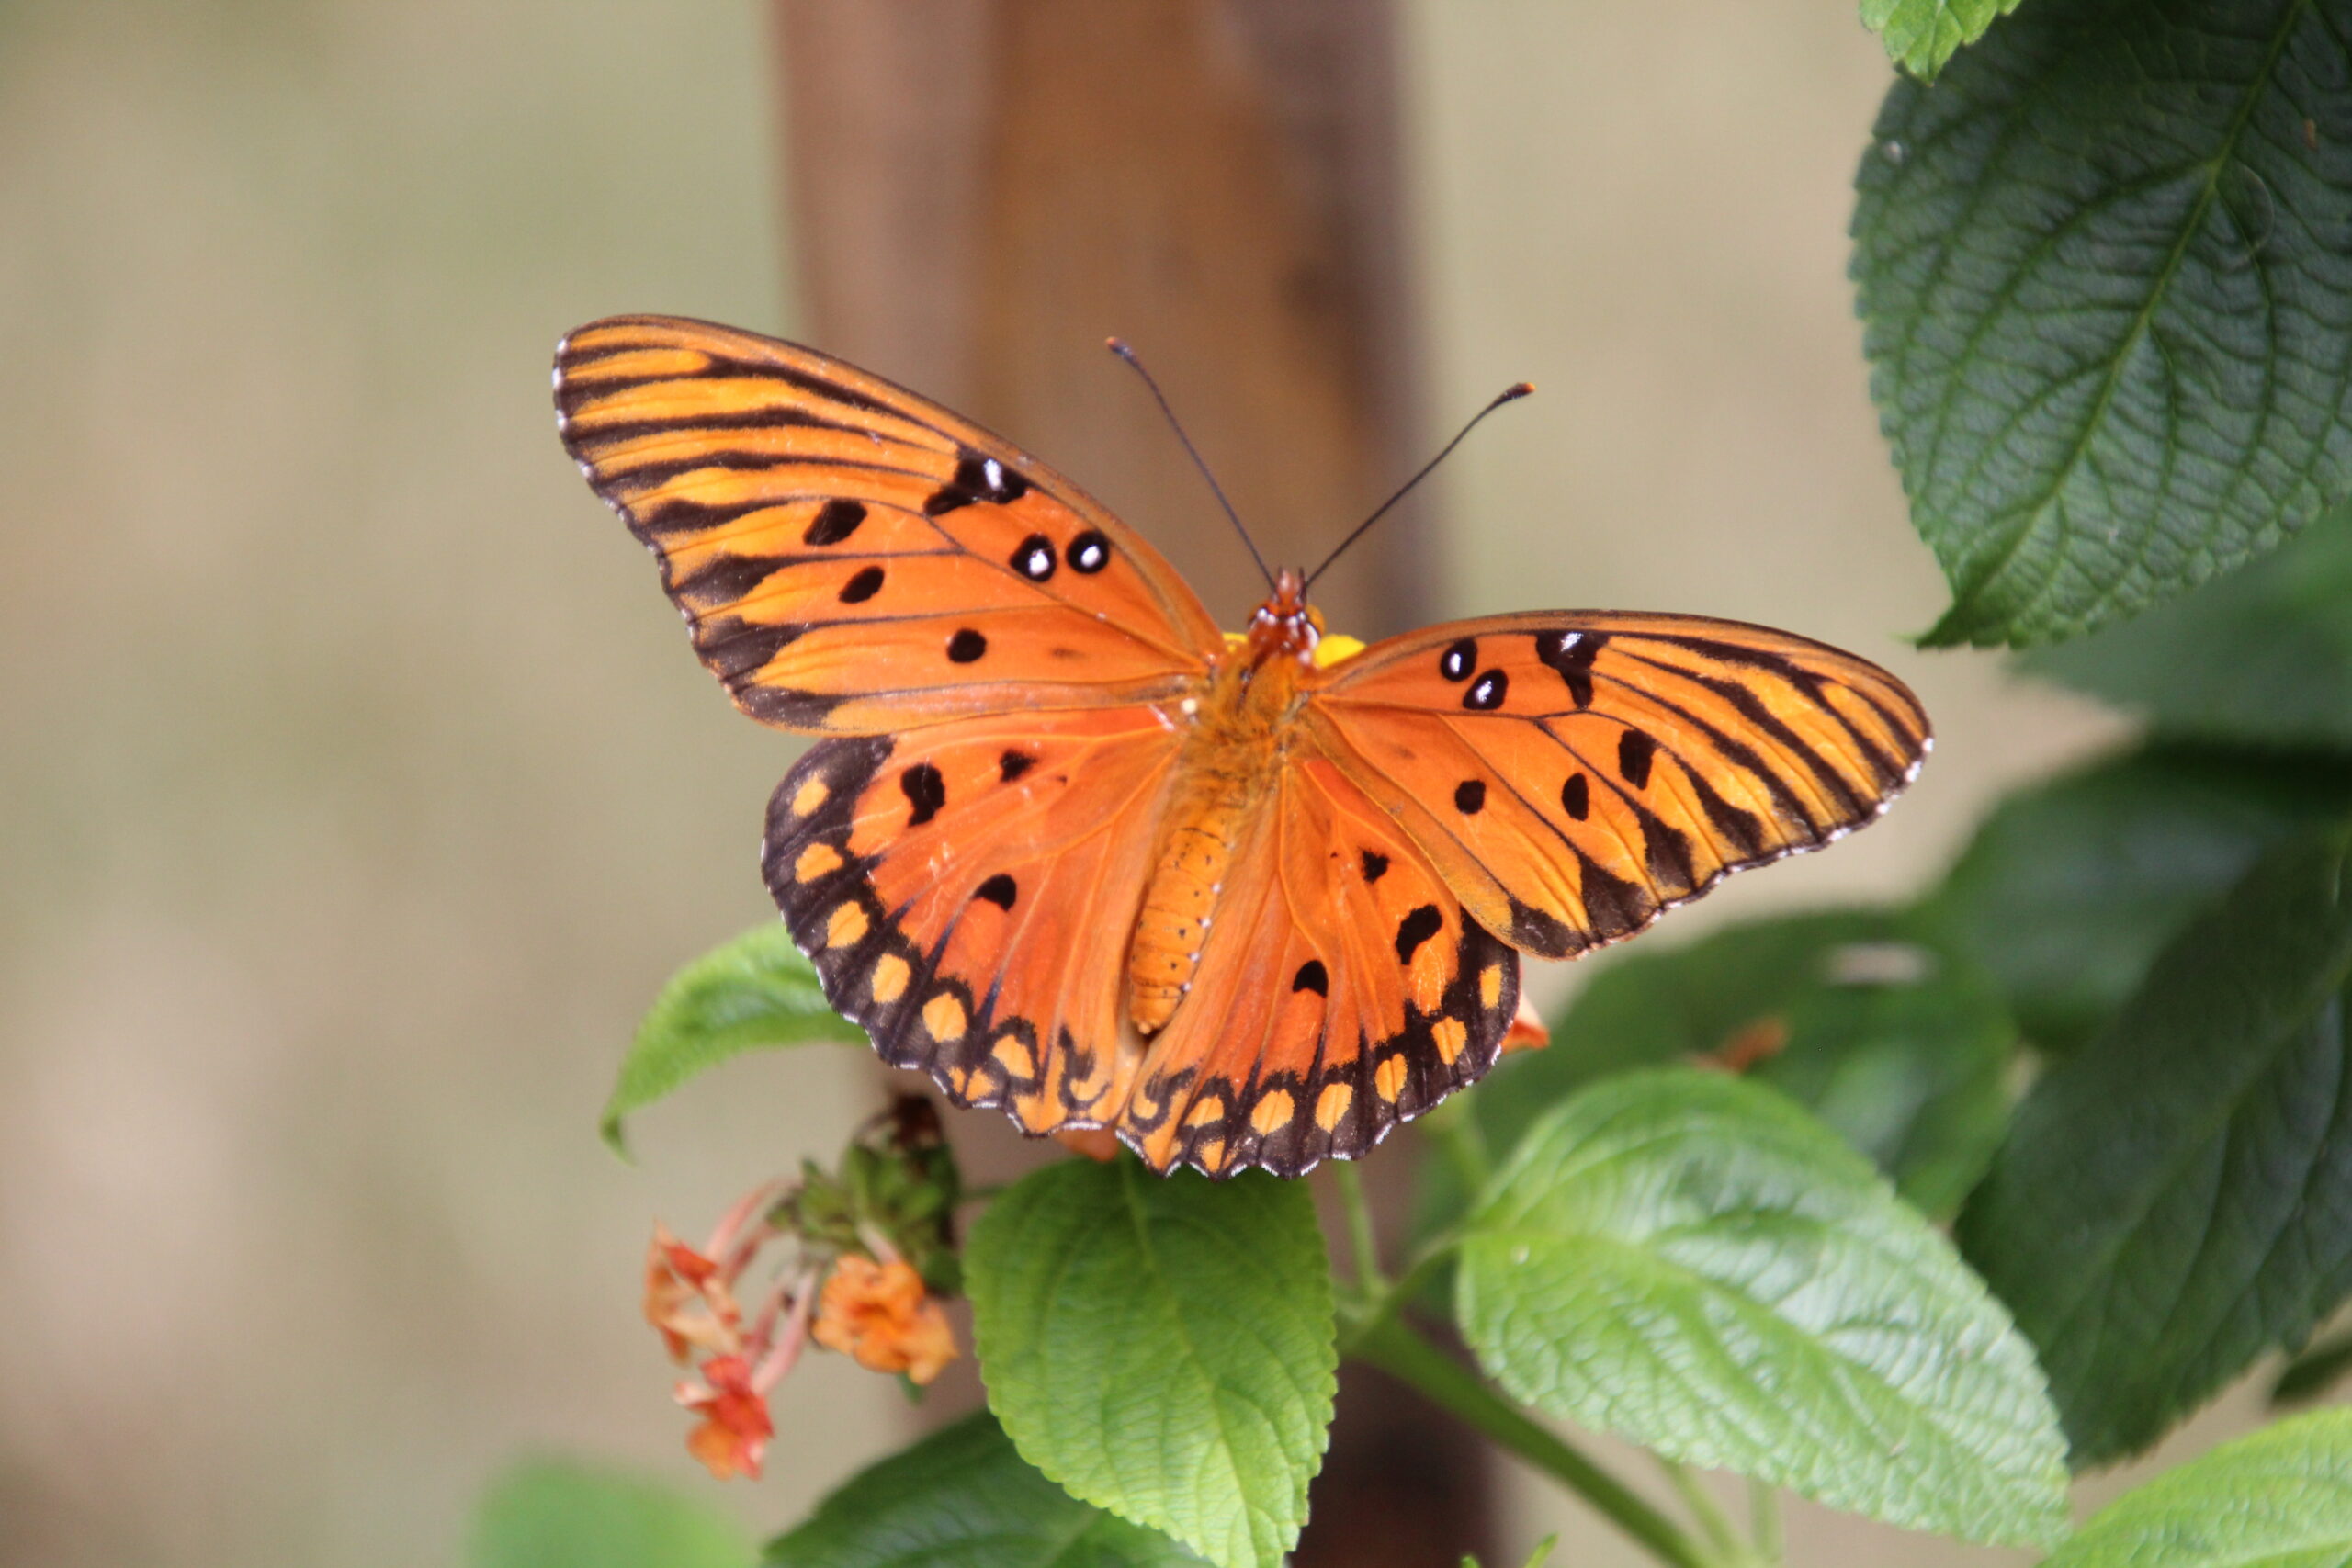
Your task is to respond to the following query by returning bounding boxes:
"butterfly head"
[1243,568,1325,666]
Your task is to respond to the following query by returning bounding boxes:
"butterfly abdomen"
[1125,649,1306,1034]
[1128,810,1248,1033]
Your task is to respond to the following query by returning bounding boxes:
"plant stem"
[1747,1480,1781,1567]
[1332,1160,1386,1292]
[1657,1460,1742,1563]
[1351,1317,1715,1568]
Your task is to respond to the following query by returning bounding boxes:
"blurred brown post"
[774,4,1493,1562]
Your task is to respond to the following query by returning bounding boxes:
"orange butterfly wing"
[763,708,1177,1139]
[1303,611,1931,957]
[555,315,1223,731]
[557,316,1212,1142]
[1120,755,1518,1177]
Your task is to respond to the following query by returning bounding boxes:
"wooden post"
[775,5,1491,1561]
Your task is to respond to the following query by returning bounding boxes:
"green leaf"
[1852,0,2352,648]
[1957,826,2352,1466]
[468,1459,750,1568]
[604,923,865,1152]
[966,1158,1336,1568]
[1468,910,2013,1215]
[2041,1407,2352,1568]
[1860,0,2023,79]
[1928,746,2352,1052]
[2024,498,2352,748]
[1458,1070,2070,1546]
[765,1412,1210,1568]
[2273,1325,2352,1404]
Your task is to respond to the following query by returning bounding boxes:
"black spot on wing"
[922,449,1032,517]
[1068,530,1111,573]
[1453,779,1486,814]
[1534,628,1605,708]
[999,750,1037,782]
[1561,773,1590,820]
[1395,904,1443,964]
[1618,729,1656,789]
[1463,669,1509,711]
[974,873,1018,909]
[1361,850,1390,883]
[1012,534,1057,581]
[803,499,867,546]
[839,565,884,603]
[1440,637,1476,682]
[947,627,988,663]
[901,762,946,826]
[1292,959,1329,996]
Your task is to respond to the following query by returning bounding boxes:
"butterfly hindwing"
[1121,755,1518,1178]
[557,316,1223,733]
[1306,611,1929,958]
[763,706,1182,1134]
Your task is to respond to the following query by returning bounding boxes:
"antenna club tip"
[1505,381,1535,400]
[1105,336,1135,359]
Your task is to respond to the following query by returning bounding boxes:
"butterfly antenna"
[1107,338,1276,592]
[1305,381,1534,591]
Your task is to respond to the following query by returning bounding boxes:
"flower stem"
[1657,1459,1742,1563]
[1332,1160,1386,1292]
[1349,1317,1716,1568]
[1747,1479,1781,1567]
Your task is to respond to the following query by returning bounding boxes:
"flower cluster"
[642,1097,964,1480]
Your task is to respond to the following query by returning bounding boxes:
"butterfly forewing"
[556,316,1222,733]
[1306,611,1929,958]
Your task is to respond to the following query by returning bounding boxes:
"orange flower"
[644,1224,743,1362]
[1700,1015,1791,1075]
[676,1353,775,1481]
[812,1254,958,1384]
[1052,1126,1122,1162]
[1502,994,1551,1054]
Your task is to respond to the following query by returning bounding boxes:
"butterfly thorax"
[1125,572,1324,1034]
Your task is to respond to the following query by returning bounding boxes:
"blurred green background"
[0,1,2214,1564]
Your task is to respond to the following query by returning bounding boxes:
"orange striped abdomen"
[1126,791,1250,1034]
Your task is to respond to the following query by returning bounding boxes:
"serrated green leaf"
[1852,0,2352,649]
[1928,746,2352,1052]
[1467,910,2013,1215]
[2024,498,2352,748]
[1957,827,2352,1466]
[1458,1070,2070,1546]
[764,1412,1210,1568]
[1860,0,2023,79]
[2041,1407,2352,1568]
[468,1459,750,1568]
[603,923,865,1152]
[966,1158,1335,1568]
[2273,1325,2352,1404]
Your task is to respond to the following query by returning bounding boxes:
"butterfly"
[556,315,1930,1179]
